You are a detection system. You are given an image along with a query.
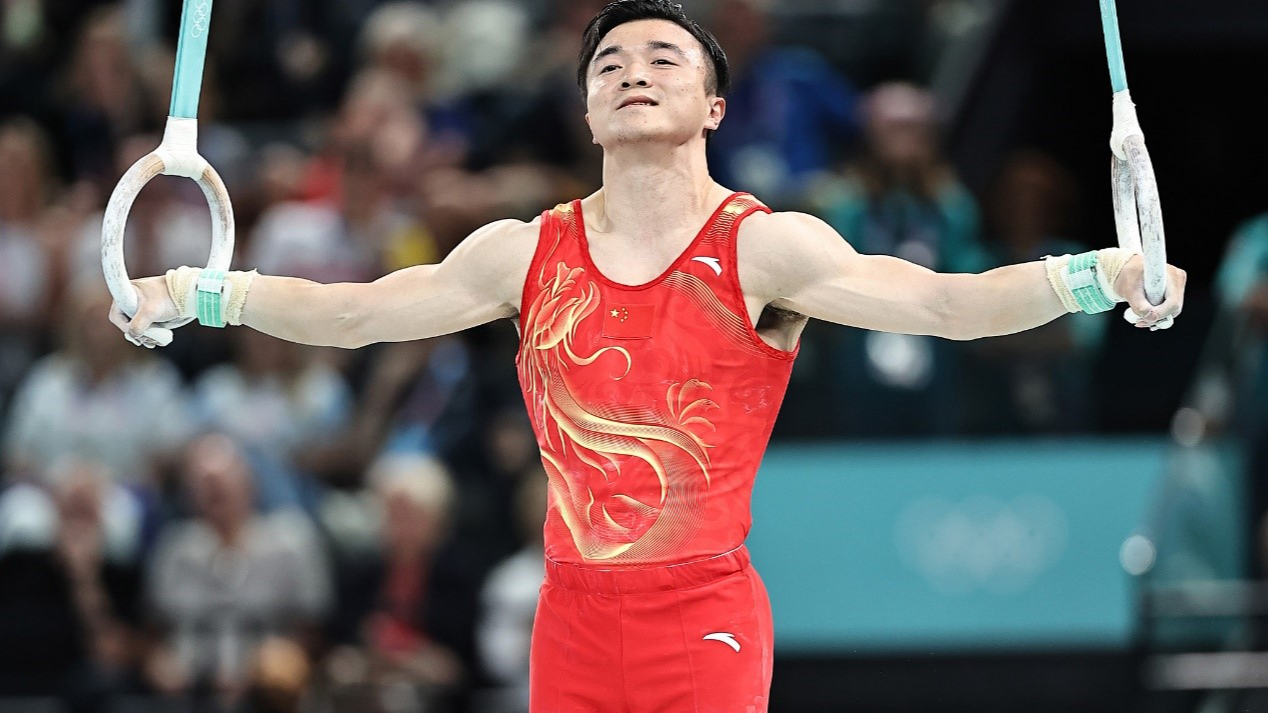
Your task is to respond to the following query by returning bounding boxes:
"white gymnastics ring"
[1109,93,1170,330]
[101,117,234,347]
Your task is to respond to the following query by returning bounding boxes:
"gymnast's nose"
[620,62,651,89]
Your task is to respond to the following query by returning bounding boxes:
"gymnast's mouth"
[618,96,658,109]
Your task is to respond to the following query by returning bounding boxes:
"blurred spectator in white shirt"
[3,281,192,489]
[145,433,330,704]
[249,89,438,284]
[0,117,58,413]
[194,329,352,512]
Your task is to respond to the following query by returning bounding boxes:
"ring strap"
[196,268,226,327]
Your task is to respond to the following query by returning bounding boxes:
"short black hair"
[577,1,729,100]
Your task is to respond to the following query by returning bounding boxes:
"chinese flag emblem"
[602,303,655,339]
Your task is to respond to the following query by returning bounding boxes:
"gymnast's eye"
[600,64,619,73]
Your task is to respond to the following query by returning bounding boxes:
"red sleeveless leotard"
[516,192,797,567]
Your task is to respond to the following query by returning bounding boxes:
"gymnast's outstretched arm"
[738,210,1186,341]
[110,218,538,349]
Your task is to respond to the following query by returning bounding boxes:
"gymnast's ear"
[705,97,725,132]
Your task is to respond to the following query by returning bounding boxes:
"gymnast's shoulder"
[445,216,541,270]
[736,209,854,265]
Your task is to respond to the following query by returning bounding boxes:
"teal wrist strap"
[196,268,226,327]
[1065,251,1116,314]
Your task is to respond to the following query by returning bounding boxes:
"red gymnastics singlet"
[516,193,797,567]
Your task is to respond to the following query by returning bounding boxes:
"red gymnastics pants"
[529,547,773,712]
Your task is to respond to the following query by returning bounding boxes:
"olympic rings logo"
[894,495,1069,596]
[190,0,210,38]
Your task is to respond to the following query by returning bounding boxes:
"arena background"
[0,0,1263,711]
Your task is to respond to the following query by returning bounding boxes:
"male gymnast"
[112,1,1187,709]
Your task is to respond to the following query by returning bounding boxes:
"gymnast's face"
[584,20,724,149]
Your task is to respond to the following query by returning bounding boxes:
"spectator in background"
[329,2,585,250]
[0,0,57,118]
[55,6,159,187]
[435,0,529,101]
[963,150,1106,434]
[815,81,984,273]
[303,65,440,203]
[229,141,312,265]
[145,433,330,705]
[347,2,525,194]
[249,74,439,283]
[432,0,531,159]
[193,329,352,513]
[705,0,859,204]
[475,468,546,713]
[0,117,59,412]
[810,82,984,436]
[355,1,469,171]
[357,2,444,109]
[243,636,312,713]
[326,454,475,708]
[204,0,336,120]
[491,0,608,190]
[461,407,541,561]
[1213,212,1267,580]
[300,335,473,488]
[3,282,191,489]
[410,0,580,243]
[0,457,145,707]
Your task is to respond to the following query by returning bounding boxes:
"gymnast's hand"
[1113,253,1187,329]
[107,276,181,347]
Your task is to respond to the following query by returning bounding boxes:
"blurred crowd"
[0,0,1263,711]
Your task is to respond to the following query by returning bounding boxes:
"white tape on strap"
[155,117,209,179]
[1109,90,1143,162]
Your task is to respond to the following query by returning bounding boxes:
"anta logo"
[702,632,740,652]
[691,256,723,276]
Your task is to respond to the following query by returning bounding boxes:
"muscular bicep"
[779,252,950,335]
[744,211,1073,341]
[245,219,535,348]
[346,267,508,344]
[748,212,950,336]
[348,219,534,344]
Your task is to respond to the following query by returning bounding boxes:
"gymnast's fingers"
[124,280,163,339]
[1157,266,1186,318]
[108,301,133,335]
[1127,264,1185,329]
[1123,278,1162,328]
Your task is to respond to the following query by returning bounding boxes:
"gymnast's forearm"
[937,262,1068,341]
[239,276,371,348]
